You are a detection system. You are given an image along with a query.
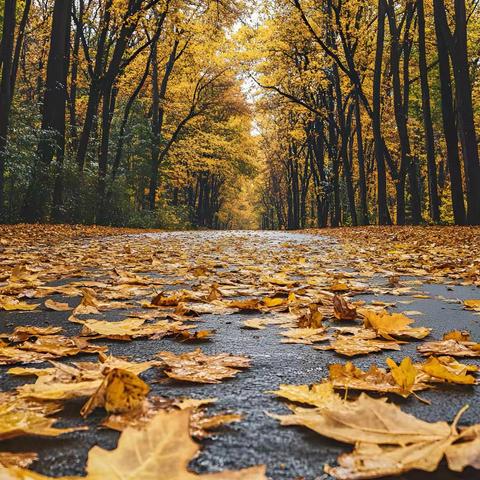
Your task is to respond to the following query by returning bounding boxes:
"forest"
[2,3,480,479]
[0,0,480,229]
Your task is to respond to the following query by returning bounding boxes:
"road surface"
[1,230,479,479]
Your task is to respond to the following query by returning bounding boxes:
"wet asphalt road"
[1,231,480,480]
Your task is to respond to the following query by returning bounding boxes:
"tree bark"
[22,0,71,221]
[354,93,369,225]
[0,0,17,218]
[451,0,480,224]
[373,0,391,225]
[417,0,440,223]
[433,0,466,224]
[148,39,180,210]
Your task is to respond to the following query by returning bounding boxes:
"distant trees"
[251,0,480,228]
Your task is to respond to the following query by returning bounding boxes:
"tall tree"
[434,0,480,224]
[22,0,71,221]
[0,0,17,218]
[373,0,391,225]
[417,0,440,223]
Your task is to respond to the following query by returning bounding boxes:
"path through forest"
[0,228,479,479]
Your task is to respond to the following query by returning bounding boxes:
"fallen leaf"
[0,296,39,311]
[272,393,450,445]
[296,304,324,328]
[158,348,250,383]
[464,299,480,311]
[361,309,431,340]
[5,326,62,343]
[227,299,263,312]
[328,361,428,397]
[420,356,476,385]
[0,452,37,468]
[1,409,266,479]
[386,357,417,394]
[269,382,341,408]
[102,395,240,439]
[316,334,401,356]
[81,368,150,417]
[418,339,480,357]
[330,282,349,293]
[444,330,472,342]
[333,295,357,321]
[72,288,101,315]
[0,393,80,440]
[80,318,188,340]
[179,330,215,341]
[18,335,107,357]
[44,299,71,311]
[280,328,329,344]
[16,356,157,401]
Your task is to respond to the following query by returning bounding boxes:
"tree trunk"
[75,0,112,171]
[433,0,466,225]
[451,0,480,224]
[354,93,369,225]
[148,39,179,210]
[373,0,391,225]
[22,0,71,222]
[417,0,440,223]
[0,0,17,218]
[335,76,357,226]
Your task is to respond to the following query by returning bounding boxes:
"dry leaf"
[444,330,471,342]
[361,309,431,340]
[328,361,428,397]
[18,335,107,357]
[418,339,480,357]
[0,393,80,440]
[0,452,37,468]
[72,288,101,315]
[158,348,250,383]
[226,299,263,311]
[386,357,417,394]
[5,326,62,343]
[80,318,188,340]
[316,334,401,356]
[269,382,341,408]
[44,299,71,311]
[1,409,266,479]
[102,395,240,439]
[333,295,357,321]
[0,296,39,311]
[464,299,480,311]
[420,356,476,385]
[280,328,329,344]
[179,330,215,341]
[81,368,150,417]
[272,393,450,445]
[296,304,324,328]
[16,356,157,401]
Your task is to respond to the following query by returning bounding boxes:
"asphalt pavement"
[1,231,479,480]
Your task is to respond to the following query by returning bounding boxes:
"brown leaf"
[44,299,71,311]
[5,326,62,343]
[333,295,357,321]
[81,368,150,417]
[361,309,431,340]
[2,409,266,479]
[0,392,81,440]
[0,452,37,468]
[280,327,329,344]
[418,339,480,357]
[316,334,401,356]
[158,348,250,383]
